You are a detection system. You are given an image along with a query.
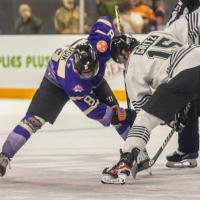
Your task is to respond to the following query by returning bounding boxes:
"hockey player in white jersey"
[101,5,200,184]
[164,0,200,168]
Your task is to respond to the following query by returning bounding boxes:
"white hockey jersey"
[167,0,200,45]
[126,8,200,112]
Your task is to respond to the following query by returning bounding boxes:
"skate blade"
[166,159,198,168]
[101,174,126,184]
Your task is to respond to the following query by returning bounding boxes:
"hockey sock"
[2,129,29,158]
[2,115,45,158]
[114,124,130,140]
[123,109,163,152]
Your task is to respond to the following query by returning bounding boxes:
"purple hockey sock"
[2,126,30,158]
[115,124,130,140]
[97,106,113,126]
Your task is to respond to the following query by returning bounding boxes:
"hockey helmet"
[73,43,99,79]
[110,34,139,64]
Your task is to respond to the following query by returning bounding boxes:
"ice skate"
[101,148,139,184]
[0,153,10,176]
[166,150,198,168]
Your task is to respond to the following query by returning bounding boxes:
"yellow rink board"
[0,88,127,101]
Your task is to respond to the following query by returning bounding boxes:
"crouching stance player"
[101,6,200,184]
[165,0,200,169]
[0,17,136,176]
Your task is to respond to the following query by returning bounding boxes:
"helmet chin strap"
[80,72,93,80]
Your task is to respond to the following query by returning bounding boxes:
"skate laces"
[107,149,127,173]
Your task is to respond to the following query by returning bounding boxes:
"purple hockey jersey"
[45,17,115,126]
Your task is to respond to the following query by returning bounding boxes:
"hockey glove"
[111,106,136,126]
[168,102,191,132]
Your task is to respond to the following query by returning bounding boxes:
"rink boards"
[0,34,146,100]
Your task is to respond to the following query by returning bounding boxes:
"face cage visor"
[74,61,99,80]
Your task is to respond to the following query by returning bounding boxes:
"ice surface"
[0,100,199,200]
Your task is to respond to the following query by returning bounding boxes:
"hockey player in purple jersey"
[0,16,136,176]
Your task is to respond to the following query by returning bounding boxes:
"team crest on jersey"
[73,85,84,93]
[96,40,108,53]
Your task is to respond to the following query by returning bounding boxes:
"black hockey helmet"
[73,43,99,79]
[110,34,139,64]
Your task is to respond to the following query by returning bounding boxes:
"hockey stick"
[137,127,176,172]
[115,3,122,34]
[114,2,131,109]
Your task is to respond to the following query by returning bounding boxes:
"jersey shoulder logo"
[73,85,84,93]
[96,40,108,53]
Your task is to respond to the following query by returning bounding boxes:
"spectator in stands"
[154,0,166,30]
[54,0,90,34]
[117,0,144,34]
[95,0,116,20]
[15,4,42,34]
[130,0,157,33]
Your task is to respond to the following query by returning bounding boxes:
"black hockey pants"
[143,67,200,153]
